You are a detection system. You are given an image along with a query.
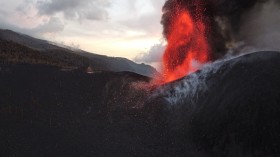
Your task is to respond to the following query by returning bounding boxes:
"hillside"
[150,51,280,156]
[0,51,280,156]
[0,64,152,157]
[0,39,75,68]
[0,29,158,77]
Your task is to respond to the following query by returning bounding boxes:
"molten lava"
[162,8,210,83]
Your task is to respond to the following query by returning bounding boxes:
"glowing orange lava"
[161,8,210,83]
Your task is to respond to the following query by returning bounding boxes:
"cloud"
[121,13,162,36]
[36,0,110,21]
[0,15,64,38]
[0,9,7,16]
[134,42,166,63]
[111,0,165,36]
[28,17,64,35]
[0,0,165,60]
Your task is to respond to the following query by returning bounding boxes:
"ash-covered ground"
[0,51,280,156]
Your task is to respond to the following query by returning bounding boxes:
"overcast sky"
[0,0,166,66]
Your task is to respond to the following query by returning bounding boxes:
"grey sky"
[0,0,166,61]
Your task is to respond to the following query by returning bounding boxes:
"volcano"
[1,51,280,156]
[148,51,280,156]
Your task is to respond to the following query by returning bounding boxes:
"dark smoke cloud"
[161,0,280,60]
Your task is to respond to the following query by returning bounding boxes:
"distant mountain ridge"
[0,29,159,77]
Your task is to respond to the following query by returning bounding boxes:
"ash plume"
[161,0,280,60]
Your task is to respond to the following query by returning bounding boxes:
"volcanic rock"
[0,51,280,156]
[150,51,280,156]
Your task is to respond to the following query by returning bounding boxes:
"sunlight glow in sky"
[0,0,166,64]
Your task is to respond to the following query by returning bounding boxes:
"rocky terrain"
[0,51,280,156]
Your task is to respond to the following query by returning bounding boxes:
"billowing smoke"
[161,0,280,59]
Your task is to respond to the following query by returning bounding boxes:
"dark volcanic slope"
[0,39,74,68]
[151,51,280,156]
[0,51,280,156]
[0,29,158,77]
[0,64,152,157]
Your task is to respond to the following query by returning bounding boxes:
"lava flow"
[161,6,210,83]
